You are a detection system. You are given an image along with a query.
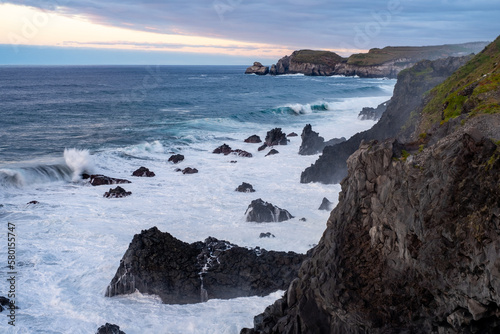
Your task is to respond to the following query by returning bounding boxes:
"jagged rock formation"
[265,128,287,146]
[245,135,262,143]
[318,197,333,211]
[168,154,184,164]
[245,62,269,75]
[245,199,294,222]
[236,182,255,193]
[242,36,500,334]
[298,124,345,155]
[264,42,487,78]
[106,227,305,304]
[300,55,472,184]
[213,144,253,157]
[96,323,126,334]
[358,101,388,121]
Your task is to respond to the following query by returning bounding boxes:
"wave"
[0,149,94,187]
[263,102,332,115]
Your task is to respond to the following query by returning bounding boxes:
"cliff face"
[300,55,471,184]
[266,42,487,78]
[243,36,500,334]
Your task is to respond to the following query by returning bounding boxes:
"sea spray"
[64,148,94,182]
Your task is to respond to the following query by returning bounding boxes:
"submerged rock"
[131,166,155,177]
[182,167,198,174]
[235,182,255,193]
[259,232,275,238]
[96,323,126,334]
[265,128,287,146]
[27,200,39,205]
[168,154,185,164]
[245,199,294,223]
[85,174,131,186]
[213,144,252,157]
[103,186,132,198]
[106,227,305,304]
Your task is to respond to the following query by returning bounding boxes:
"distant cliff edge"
[245,42,488,78]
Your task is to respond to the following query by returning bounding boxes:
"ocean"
[0,65,395,333]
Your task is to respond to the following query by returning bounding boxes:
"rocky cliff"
[301,55,472,184]
[242,36,500,334]
[261,42,487,78]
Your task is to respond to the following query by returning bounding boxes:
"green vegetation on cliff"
[291,50,345,66]
[419,36,500,133]
[347,42,487,66]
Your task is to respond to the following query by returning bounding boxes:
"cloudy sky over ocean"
[0,0,499,64]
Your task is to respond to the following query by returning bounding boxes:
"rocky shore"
[242,35,500,334]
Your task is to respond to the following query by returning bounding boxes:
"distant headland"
[246,41,488,78]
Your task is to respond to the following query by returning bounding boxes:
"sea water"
[0,65,395,333]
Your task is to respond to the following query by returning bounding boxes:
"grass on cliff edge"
[419,36,500,133]
[291,50,346,66]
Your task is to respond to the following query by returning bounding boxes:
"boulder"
[103,186,132,198]
[182,167,198,174]
[258,144,268,151]
[105,227,305,304]
[245,199,294,222]
[287,132,298,137]
[235,182,255,193]
[245,62,269,75]
[244,135,262,143]
[85,174,131,186]
[132,167,155,177]
[259,232,275,238]
[265,128,287,146]
[232,149,253,158]
[213,144,233,155]
[168,154,185,164]
[265,149,279,157]
[318,197,333,211]
[27,200,39,205]
[0,296,14,313]
[96,323,126,334]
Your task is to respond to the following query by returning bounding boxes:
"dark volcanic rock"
[358,100,388,121]
[318,197,333,211]
[182,167,198,174]
[103,186,132,198]
[244,135,262,143]
[168,154,185,164]
[0,296,14,313]
[106,227,305,304]
[245,62,269,75]
[88,174,131,186]
[259,232,275,238]
[96,323,126,334]
[232,149,253,158]
[287,132,298,137]
[265,149,279,157]
[213,144,233,155]
[243,120,500,334]
[131,166,155,177]
[265,128,287,146]
[235,182,255,193]
[299,124,345,155]
[258,144,268,151]
[27,200,39,205]
[301,55,472,184]
[245,199,294,222]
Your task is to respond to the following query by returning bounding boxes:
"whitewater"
[0,65,395,333]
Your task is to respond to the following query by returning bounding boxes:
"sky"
[0,0,499,65]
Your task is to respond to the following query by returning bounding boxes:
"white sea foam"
[64,148,94,182]
[0,79,395,334]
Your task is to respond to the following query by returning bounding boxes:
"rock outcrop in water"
[265,128,287,146]
[298,124,345,156]
[245,62,269,75]
[96,323,126,334]
[242,36,500,334]
[84,174,131,186]
[106,227,305,304]
[300,55,472,184]
[245,199,294,223]
[358,101,388,121]
[103,186,132,198]
[131,166,155,177]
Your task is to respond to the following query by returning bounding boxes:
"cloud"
[4,0,500,54]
